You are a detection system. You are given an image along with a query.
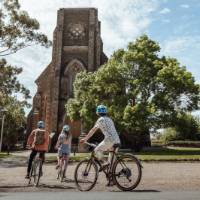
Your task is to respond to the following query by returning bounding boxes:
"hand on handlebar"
[80,138,86,144]
[26,145,31,150]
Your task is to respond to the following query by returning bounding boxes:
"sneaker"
[25,174,30,179]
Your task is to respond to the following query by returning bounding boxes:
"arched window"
[64,59,85,97]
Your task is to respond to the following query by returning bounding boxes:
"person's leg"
[56,155,60,168]
[39,151,45,162]
[108,147,118,165]
[94,140,107,162]
[63,155,69,178]
[56,149,62,169]
[26,150,37,177]
[95,140,113,163]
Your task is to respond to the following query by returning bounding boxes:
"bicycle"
[74,142,142,191]
[28,154,44,187]
[57,154,69,182]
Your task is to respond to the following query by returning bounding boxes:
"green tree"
[174,113,200,140]
[1,96,26,151]
[66,35,200,150]
[0,58,30,150]
[0,58,30,100]
[0,0,51,56]
[0,0,51,150]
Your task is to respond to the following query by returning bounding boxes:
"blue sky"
[5,0,200,116]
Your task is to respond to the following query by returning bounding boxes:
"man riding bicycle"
[25,121,49,179]
[80,105,121,169]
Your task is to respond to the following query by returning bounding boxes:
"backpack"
[34,129,45,145]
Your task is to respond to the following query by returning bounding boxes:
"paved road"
[1,161,200,192]
[0,191,200,200]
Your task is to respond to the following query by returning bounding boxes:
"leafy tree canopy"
[0,0,52,150]
[66,35,200,138]
[0,0,52,56]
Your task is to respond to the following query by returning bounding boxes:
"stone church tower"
[27,8,107,138]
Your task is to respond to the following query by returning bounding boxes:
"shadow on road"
[0,183,76,191]
[113,189,161,193]
[40,183,75,190]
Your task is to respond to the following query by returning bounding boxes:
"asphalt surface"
[1,161,200,192]
[0,191,200,200]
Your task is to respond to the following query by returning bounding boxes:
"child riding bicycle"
[80,105,121,169]
[25,121,49,179]
[55,124,72,178]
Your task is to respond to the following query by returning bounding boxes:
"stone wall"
[27,8,107,139]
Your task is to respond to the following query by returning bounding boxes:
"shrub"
[161,128,179,144]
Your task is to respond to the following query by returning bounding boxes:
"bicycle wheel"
[33,159,42,187]
[112,154,142,191]
[74,159,98,191]
[28,166,33,185]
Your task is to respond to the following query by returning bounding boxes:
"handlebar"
[84,142,97,148]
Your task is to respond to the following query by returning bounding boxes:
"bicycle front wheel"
[113,154,142,191]
[74,159,98,191]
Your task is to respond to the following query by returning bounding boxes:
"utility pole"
[0,108,7,152]
[0,114,5,152]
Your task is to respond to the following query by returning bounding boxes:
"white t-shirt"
[94,116,120,144]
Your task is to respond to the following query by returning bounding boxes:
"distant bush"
[174,113,200,140]
[151,139,163,146]
[160,114,200,144]
[161,128,179,144]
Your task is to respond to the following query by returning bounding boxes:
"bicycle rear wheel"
[74,159,98,191]
[28,167,33,185]
[112,154,142,191]
[33,159,43,187]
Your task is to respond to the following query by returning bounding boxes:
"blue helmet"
[96,105,107,114]
[63,125,70,132]
[37,121,45,129]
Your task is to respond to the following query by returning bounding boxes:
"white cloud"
[4,0,158,112]
[159,8,171,14]
[161,36,200,84]
[180,4,190,9]
[161,35,200,117]
[162,37,189,55]
[162,19,170,23]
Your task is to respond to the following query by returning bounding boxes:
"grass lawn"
[46,147,200,162]
[0,152,10,159]
[137,147,200,161]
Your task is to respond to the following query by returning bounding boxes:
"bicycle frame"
[28,154,44,186]
[75,142,143,191]
[86,145,119,181]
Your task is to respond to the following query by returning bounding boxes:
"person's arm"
[80,126,98,143]
[55,134,62,149]
[27,130,35,147]
[45,131,49,145]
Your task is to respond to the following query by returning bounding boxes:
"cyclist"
[80,105,121,169]
[55,125,72,177]
[25,121,49,179]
